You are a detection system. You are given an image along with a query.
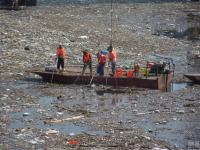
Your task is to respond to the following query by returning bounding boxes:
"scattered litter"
[69,132,75,136]
[1,95,8,101]
[46,129,59,135]
[29,140,37,145]
[67,139,79,145]
[142,135,151,140]
[172,117,177,121]
[45,115,84,123]
[148,129,153,133]
[29,137,45,145]
[57,112,64,115]
[91,84,95,88]
[24,46,30,50]
[23,112,30,116]
[79,35,89,39]
[176,110,185,114]
[152,147,168,150]
[136,112,146,115]
[159,120,167,124]
[190,109,196,113]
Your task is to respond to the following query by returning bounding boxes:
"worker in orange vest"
[134,64,140,77]
[81,49,92,76]
[56,45,66,72]
[97,50,107,76]
[107,45,117,75]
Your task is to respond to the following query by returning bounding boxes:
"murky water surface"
[8,81,107,136]
[172,82,193,92]
[138,117,200,149]
[37,0,190,6]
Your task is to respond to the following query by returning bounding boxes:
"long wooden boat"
[0,0,37,10]
[184,73,200,84]
[29,67,173,91]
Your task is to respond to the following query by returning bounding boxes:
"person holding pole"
[107,45,117,75]
[81,49,92,76]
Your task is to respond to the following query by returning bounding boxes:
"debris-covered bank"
[0,2,200,150]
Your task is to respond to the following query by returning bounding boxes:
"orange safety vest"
[83,53,92,63]
[127,70,134,78]
[56,48,65,58]
[108,50,117,62]
[99,54,107,65]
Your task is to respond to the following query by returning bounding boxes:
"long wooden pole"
[110,0,113,46]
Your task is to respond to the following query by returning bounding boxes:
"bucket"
[115,68,123,77]
[127,70,134,78]
[147,62,154,69]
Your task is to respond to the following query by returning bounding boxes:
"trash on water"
[67,139,79,145]
[136,112,146,115]
[142,135,151,140]
[91,84,95,88]
[154,110,160,113]
[69,132,75,136]
[189,109,196,113]
[152,147,168,150]
[29,140,37,145]
[23,112,30,116]
[176,110,185,114]
[1,95,8,101]
[158,120,168,124]
[29,137,45,144]
[57,112,64,115]
[45,115,84,123]
[79,35,89,39]
[172,117,177,121]
[148,129,153,133]
[46,129,59,135]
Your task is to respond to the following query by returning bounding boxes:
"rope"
[50,70,55,83]
[110,0,113,46]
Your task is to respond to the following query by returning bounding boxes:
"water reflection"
[9,95,107,136]
[153,27,200,41]
[112,94,123,106]
[171,82,193,92]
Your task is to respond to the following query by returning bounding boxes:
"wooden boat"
[184,73,200,84]
[29,66,173,91]
[0,0,37,10]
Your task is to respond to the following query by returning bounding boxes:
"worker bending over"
[81,49,92,76]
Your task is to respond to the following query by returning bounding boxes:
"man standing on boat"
[107,45,117,76]
[81,49,92,76]
[97,50,107,76]
[56,45,66,72]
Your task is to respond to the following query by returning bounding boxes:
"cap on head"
[83,49,88,52]
[107,45,113,51]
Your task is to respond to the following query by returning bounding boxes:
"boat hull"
[30,71,173,91]
[184,74,200,84]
